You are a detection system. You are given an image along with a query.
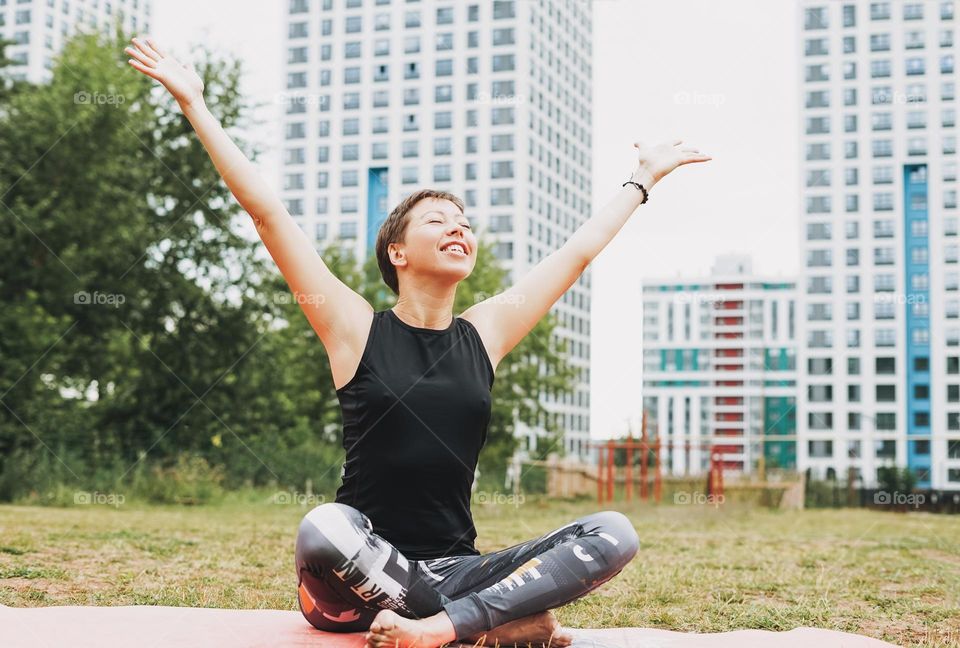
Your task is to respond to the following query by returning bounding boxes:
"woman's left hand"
[631,139,712,189]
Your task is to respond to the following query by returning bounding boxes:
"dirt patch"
[919,549,960,570]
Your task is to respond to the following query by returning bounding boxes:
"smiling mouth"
[440,242,468,256]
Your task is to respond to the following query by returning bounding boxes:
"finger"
[127,39,156,65]
[133,36,162,61]
[678,154,713,165]
[128,58,162,81]
[129,38,157,64]
[145,37,167,58]
[124,46,155,68]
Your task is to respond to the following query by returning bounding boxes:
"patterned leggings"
[294,502,640,641]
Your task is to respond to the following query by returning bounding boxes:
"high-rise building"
[642,255,798,477]
[280,0,594,459]
[798,1,960,490]
[0,0,151,83]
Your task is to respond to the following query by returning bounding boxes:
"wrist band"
[622,179,649,204]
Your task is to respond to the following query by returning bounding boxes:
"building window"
[843,4,856,27]
[339,221,358,239]
[434,111,453,129]
[804,7,828,29]
[493,1,515,19]
[492,54,515,71]
[437,6,454,24]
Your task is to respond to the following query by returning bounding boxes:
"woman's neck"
[392,295,456,330]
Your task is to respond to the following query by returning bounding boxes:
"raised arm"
[125,36,371,367]
[462,139,711,368]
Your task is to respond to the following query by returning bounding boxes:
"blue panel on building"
[903,163,930,486]
[366,168,389,253]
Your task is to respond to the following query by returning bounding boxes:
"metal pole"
[640,426,649,501]
[654,437,662,503]
[606,439,615,503]
[596,443,604,504]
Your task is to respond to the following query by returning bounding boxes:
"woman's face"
[391,197,477,286]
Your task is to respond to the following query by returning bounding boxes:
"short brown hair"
[375,189,465,295]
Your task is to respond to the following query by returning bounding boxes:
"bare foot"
[464,610,574,647]
[364,609,458,648]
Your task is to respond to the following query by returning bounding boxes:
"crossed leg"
[295,503,640,647]
[367,509,640,647]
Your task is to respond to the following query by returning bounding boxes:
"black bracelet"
[622,179,649,204]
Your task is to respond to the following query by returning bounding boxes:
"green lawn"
[1,496,958,647]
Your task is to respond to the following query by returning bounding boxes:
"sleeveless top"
[334,308,495,560]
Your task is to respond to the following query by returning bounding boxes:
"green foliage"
[0,31,577,504]
[876,464,918,495]
[133,453,226,505]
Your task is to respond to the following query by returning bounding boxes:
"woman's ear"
[388,242,406,268]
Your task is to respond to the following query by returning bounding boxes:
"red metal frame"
[590,411,724,504]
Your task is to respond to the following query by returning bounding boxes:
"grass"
[0,495,958,647]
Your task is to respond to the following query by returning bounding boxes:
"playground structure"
[587,412,726,504]
[514,412,804,509]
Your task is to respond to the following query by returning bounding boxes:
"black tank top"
[334,308,495,560]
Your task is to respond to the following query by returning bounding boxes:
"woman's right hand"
[125,36,205,109]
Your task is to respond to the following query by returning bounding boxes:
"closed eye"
[430,218,470,230]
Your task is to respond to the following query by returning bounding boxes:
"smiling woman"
[124,33,709,648]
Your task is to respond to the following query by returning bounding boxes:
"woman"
[126,36,710,648]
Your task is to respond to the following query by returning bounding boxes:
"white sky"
[151,0,800,441]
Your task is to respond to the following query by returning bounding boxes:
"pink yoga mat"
[0,605,899,648]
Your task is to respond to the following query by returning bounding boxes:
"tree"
[0,29,578,501]
[0,30,294,497]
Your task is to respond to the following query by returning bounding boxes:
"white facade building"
[0,0,150,83]
[280,0,594,459]
[798,0,960,490]
[642,256,798,478]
